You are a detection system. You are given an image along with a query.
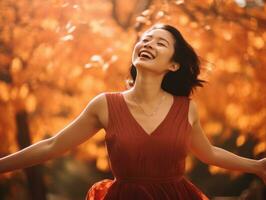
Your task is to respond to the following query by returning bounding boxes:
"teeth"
[140,52,152,59]
[139,51,154,59]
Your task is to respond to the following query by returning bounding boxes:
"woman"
[0,24,265,200]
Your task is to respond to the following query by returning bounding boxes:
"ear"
[168,63,180,72]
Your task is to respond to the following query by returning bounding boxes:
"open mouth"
[138,50,155,60]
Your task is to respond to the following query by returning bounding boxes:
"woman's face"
[132,28,177,74]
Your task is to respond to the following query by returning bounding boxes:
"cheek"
[132,42,142,59]
[159,50,174,62]
[165,48,175,60]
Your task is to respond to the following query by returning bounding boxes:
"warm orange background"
[0,0,265,199]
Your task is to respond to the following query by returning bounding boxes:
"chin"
[133,58,155,68]
[134,61,154,70]
[134,63,164,75]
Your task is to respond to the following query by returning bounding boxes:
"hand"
[256,158,266,184]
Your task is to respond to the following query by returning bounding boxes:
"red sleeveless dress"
[86,92,209,200]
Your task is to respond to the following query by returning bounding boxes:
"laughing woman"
[0,24,265,200]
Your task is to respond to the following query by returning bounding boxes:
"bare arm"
[0,93,106,173]
[188,100,266,183]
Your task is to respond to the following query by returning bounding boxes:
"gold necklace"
[133,93,166,117]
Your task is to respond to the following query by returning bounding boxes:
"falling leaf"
[67,25,76,33]
[73,4,80,9]
[155,11,165,19]
[90,55,104,64]
[142,9,152,16]
[175,0,185,5]
[136,16,148,23]
[0,82,9,102]
[236,135,246,147]
[60,34,74,41]
[11,57,23,73]
[254,142,266,155]
[19,84,29,99]
[110,55,118,63]
[102,63,109,71]
[84,63,92,69]
[25,94,37,113]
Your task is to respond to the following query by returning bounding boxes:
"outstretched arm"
[0,93,106,174]
[188,100,266,184]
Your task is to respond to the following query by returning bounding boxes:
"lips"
[138,50,155,60]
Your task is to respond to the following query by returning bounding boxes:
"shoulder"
[88,92,107,110]
[88,91,119,105]
[188,98,200,126]
[87,92,119,129]
[89,91,121,110]
[82,92,108,120]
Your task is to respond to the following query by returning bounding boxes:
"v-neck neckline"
[120,92,176,137]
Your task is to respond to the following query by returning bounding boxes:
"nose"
[143,40,154,49]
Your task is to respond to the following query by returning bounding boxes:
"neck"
[129,70,166,102]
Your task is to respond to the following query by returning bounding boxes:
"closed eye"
[158,43,166,46]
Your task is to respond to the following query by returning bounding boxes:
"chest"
[100,103,171,133]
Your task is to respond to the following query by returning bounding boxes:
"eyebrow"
[144,35,170,45]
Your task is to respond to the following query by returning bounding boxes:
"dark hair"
[128,24,207,97]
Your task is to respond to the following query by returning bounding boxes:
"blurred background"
[0,0,266,199]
